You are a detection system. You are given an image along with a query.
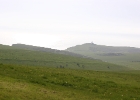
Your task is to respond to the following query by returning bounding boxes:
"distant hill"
[12,44,86,58]
[66,43,140,53]
[0,44,129,71]
[0,44,18,49]
[66,43,140,70]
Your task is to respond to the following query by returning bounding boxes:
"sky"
[0,0,140,50]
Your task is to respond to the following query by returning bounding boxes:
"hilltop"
[12,44,84,58]
[66,43,140,53]
[66,43,140,70]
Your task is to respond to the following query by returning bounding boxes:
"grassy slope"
[0,44,128,71]
[66,43,140,70]
[0,64,140,100]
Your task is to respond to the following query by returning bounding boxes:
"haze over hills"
[66,43,140,70]
[0,44,129,71]
[66,43,140,54]
[12,44,86,58]
[1,43,140,99]
[1,43,140,70]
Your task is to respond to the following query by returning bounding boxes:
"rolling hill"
[66,43,140,53]
[0,44,129,71]
[12,44,85,58]
[1,44,140,100]
[66,43,140,70]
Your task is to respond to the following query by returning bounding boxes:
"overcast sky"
[0,0,140,50]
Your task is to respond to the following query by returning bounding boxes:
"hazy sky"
[0,0,140,50]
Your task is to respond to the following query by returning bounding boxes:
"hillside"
[0,44,129,71]
[66,43,140,53]
[66,43,140,70]
[12,44,84,58]
[0,64,140,100]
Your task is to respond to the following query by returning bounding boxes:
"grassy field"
[0,64,140,100]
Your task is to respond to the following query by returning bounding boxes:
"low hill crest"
[12,43,86,58]
[66,43,140,53]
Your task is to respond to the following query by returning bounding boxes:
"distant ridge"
[0,43,129,71]
[66,43,140,53]
[66,43,140,70]
[12,44,87,58]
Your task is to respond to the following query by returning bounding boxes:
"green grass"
[0,64,140,100]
